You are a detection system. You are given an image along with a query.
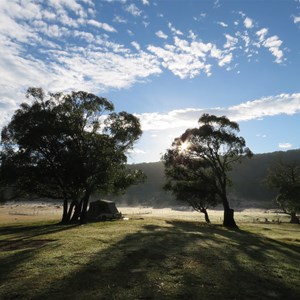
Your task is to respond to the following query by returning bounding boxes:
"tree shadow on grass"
[0,222,77,299]
[0,222,78,240]
[28,220,300,300]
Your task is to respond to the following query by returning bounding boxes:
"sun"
[179,141,190,153]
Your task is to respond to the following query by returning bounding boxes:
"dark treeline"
[3,149,300,210]
[109,149,300,209]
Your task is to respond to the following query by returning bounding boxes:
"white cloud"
[168,22,183,35]
[143,21,150,28]
[147,35,235,78]
[103,0,127,3]
[125,3,142,16]
[131,41,141,50]
[51,48,161,89]
[214,0,220,8]
[256,134,267,138]
[255,28,284,63]
[224,34,238,49]
[127,148,147,154]
[48,0,86,16]
[155,30,168,39]
[148,38,214,79]
[218,53,233,67]
[136,93,300,131]
[127,29,134,36]
[188,30,197,40]
[244,17,254,28]
[87,19,117,32]
[263,35,283,48]
[279,143,292,149]
[263,36,284,63]
[227,93,300,121]
[0,0,292,132]
[113,15,127,23]
[0,45,162,128]
[0,0,166,129]
[136,109,201,131]
[142,0,150,5]
[217,21,228,27]
[256,28,268,42]
[73,30,94,42]
[293,16,300,23]
[193,13,206,21]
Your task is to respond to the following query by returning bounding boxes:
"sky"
[1,0,300,163]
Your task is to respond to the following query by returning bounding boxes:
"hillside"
[3,149,300,210]
[109,149,300,209]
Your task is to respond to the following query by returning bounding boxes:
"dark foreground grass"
[0,218,300,300]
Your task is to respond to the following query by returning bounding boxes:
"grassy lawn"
[0,217,300,300]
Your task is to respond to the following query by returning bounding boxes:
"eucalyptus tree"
[265,162,300,224]
[163,146,218,223]
[0,88,143,224]
[163,114,252,228]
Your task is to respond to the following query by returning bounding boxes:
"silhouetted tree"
[265,162,300,224]
[163,114,252,228]
[0,88,143,224]
[163,146,218,223]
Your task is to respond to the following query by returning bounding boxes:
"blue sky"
[1,0,300,163]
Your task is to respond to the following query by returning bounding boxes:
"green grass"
[0,218,300,300]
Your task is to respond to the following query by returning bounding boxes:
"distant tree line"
[112,149,300,224]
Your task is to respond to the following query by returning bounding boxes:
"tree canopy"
[163,143,218,223]
[0,88,144,224]
[265,161,300,224]
[163,113,252,227]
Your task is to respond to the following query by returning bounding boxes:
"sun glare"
[179,141,190,153]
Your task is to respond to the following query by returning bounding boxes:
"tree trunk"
[290,211,300,224]
[79,191,90,225]
[60,200,77,224]
[61,199,69,224]
[200,208,211,224]
[223,207,238,228]
[67,200,77,222]
[71,199,82,223]
[221,194,238,228]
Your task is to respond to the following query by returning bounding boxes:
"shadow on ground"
[1,220,300,300]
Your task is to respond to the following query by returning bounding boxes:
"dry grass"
[0,201,291,224]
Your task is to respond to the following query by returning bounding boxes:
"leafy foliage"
[0,88,144,223]
[265,161,300,223]
[163,114,252,227]
[163,144,218,223]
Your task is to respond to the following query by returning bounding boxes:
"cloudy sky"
[1,0,300,163]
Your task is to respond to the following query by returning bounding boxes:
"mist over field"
[106,149,300,209]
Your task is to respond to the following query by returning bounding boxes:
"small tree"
[163,146,218,223]
[0,88,144,224]
[163,114,252,228]
[265,162,300,224]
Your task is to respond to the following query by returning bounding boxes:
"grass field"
[0,204,300,299]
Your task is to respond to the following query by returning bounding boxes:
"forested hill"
[110,149,300,209]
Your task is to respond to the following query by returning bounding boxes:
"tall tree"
[0,88,143,224]
[265,162,300,224]
[163,114,252,228]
